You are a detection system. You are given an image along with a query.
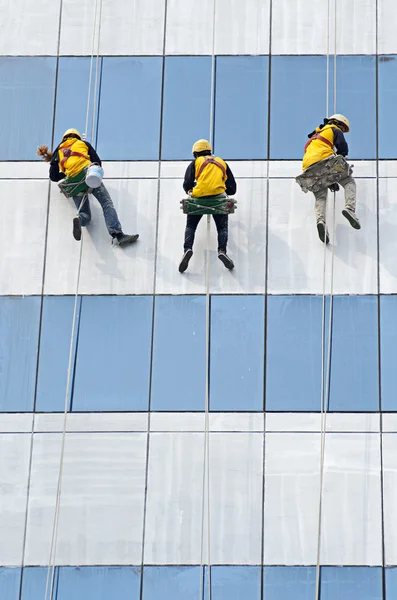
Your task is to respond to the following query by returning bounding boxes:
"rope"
[199,1,217,598]
[43,1,103,597]
[315,0,337,598]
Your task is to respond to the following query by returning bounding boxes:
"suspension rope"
[199,1,217,598]
[315,0,337,598]
[43,3,103,598]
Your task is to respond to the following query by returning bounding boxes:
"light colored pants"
[313,174,356,223]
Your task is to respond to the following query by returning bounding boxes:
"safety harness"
[196,157,227,179]
[60,146,90,171]
[304,131,334,153]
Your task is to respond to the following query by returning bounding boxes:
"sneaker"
[115,233,139,246]
[218,251,234,270]
[179,249,193,273]
[317,221,329,244]
[73,216,82,241]
[342,208,361,230]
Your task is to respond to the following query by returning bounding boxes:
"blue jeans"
[73,183,122,236]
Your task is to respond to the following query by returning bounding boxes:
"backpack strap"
[304,132,334,153]
[60,146,90,170]
[196,157,227,179]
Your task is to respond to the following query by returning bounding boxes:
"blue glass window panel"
[378,56,397,159]
[214,56,268,159]
[210,296,264,411]
[143,566,201,600]
[0,568,21,600]
[263,566,315,600]
[97,57,162,160]
[54,58,102,146]
[266,296,322,411]
[36,296,81,412]
[328,296,378,411]
[380,296,397,410]
[270,56,326,159]
[57,567,140,600]
[0,297,41,412]
[386,567,397,599]
[72,296,153,411]
[321,566,382,600]
[151,296,206,411]
[328,56,376,159]
[20,567,49,599]
[162,57,212,160]
[0,57,56,160]
[211,567,261,600]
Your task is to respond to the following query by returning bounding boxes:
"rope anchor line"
[43,0,103,596]
[315,0,337,598]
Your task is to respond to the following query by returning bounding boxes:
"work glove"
[328,183,340,192]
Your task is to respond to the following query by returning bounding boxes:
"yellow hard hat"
[62,128,81,140]
[328,114,350,132]
[192,139,212,154]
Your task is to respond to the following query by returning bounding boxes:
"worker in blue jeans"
[38,128,139,245]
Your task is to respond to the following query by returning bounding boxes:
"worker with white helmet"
[37,129,138,246]
[179,139,237,273]
[303,114,360,244]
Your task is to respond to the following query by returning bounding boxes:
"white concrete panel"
[145,432,263,564]
[379,161,397,178]
[24,433,147,565]
[160,162,189,178]
[104,162,158,179]
[382,415,397,433]
[150,413,205,432]
[209,412,264,432]
[0,434,31,565]
[267,178,378,295]
[383,433,397,564]
[214,0,270,55]
[44,178,157,295]
[34,413,148,433]
[264,432,382,565]
[166,0,214,55]
[320,433,382,565]
[60,0,165,55]
[272,0,375,55]
[0,180,48,295]
[0,0,60,55]
[264,432,321,564]
[150,412,264,432]
[379,178,397,293]
[266,413,380,433]
[0,163,48,180]
[209,433,263,564]
[378,0,397,54]
[144,432,205,564]
[0,414,33,433]
[156,178,267,294]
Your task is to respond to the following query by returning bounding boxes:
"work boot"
[73,216,82,241]
[218,251,234,270]
[114,232,139,246]
[179,249,193,273]
[316,221,329,244]
[342,208,361,230]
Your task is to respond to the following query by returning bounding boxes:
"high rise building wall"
[1,0,397,597]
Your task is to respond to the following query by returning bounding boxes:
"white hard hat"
[328,114,350,132]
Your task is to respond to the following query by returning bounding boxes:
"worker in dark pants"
[179,139,237,273]
[37,128,139,246]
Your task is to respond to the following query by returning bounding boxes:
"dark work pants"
[184,214,228,252]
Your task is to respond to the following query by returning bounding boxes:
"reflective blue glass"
[97,57,162,160]
[0,57,56,160]
[151,296,206,411]
[210,296,264,410]
[162,57,212,160]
